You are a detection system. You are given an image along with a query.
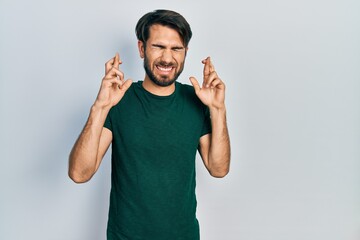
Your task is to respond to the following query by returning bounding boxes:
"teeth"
[157,66,172,72]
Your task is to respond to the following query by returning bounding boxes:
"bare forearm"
[208,106,231,177]
[68,104,110,183]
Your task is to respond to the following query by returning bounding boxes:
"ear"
[138,40,145,59]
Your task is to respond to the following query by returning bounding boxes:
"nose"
[160,49,173,63]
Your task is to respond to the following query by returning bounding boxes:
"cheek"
[147,52,161,63]
[176,56,186,66]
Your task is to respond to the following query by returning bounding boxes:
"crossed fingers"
[202,57,222,89]
[105,52,122,74]
[103,53,125,89]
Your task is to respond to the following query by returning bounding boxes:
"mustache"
[156,61,177,67]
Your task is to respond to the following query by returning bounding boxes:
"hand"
[189,57,225,109]
[95,53,132,109]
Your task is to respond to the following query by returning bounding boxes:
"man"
[69,9,230,240]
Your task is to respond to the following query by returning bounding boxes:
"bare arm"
[198,107,230,177]
[68,53,132,183]
[190,57,231,177]
[68,107,113,183]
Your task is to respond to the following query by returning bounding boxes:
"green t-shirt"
[104,81,211,240]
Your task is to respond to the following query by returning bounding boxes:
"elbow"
[208,156,230,178]
[210,169,229,178]
[68,154,95,183]
[68,169,93,184]
[209,166,230,178]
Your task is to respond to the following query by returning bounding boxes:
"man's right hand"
[94,53,133,109]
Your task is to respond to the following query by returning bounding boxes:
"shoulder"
[176,82,208,111]
[115,81,140,104]
[176,81,194,91]
[108,81,140,114]
[176,82,196,98]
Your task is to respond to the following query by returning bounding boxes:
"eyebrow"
[172,46,185,50]
[151,44,165,48]
[151,44,185,50]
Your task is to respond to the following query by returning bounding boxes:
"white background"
[1,0,359,239]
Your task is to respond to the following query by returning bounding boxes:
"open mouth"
[156,65,174,74]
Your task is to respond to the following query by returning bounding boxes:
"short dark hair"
[135,9,192,47]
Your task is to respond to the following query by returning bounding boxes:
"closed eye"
[172,47,185,52]
[151,44,165,49]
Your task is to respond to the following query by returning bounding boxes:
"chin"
[153,78,176,87]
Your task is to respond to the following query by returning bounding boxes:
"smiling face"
[139,24,187,87]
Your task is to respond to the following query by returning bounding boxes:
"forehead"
[147,24,184,46]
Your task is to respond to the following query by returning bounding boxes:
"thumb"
[189,77,201,94]
[121,79,133,91]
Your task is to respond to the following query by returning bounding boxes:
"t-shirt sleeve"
[103,108,113,132]
[200,106,212,136]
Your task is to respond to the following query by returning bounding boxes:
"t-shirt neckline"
[139,81,178,100]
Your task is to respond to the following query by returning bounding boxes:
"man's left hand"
[190,57,226,109]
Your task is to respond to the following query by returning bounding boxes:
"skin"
[190,57,231,177]
[142,27,186,88]
[139,25,187,96]
[68,24,230,183]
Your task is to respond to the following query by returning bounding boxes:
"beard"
[143,54,185,87]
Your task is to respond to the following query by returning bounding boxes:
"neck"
[142,76,176,96]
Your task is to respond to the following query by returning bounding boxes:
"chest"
[111,95,204,154]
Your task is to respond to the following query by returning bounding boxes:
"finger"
[203,57,214,87]
[119,79,133,91]
[102,77,122,89]
[202,57,211,78]
[209,78,222,89]
[105,67,124,80]
[105,56,115,74]
[104,69,124,83]
[113,52,121,70]
[208,57,215,72]
[205,71,219,88]
[105,53,123,74]
[209,76,225,90]
[189,77,201,94]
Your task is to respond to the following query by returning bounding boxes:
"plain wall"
[1,0,359,239]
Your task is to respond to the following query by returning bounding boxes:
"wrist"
[92,100,112,112]
[209,105,226,114]
[85,103,111,127]
[91,102,112,118]
[209,106,227,122]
